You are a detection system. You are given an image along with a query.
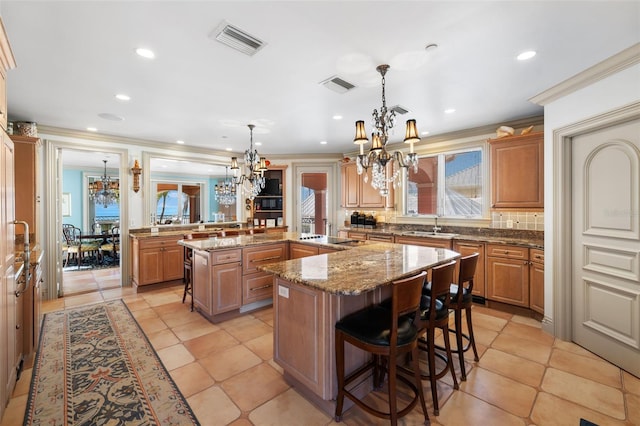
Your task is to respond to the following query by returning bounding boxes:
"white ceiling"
[2,1,638,159]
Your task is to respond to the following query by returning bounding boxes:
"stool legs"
[453,306,480,381]
[182,262,193,311]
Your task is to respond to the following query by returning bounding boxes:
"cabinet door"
[318,247,338,254]
[453,241,486,298]
[529,249,544,314]
[487,256,529,307]
[489,132,544,209]
[139,248,163,285]
[289,243,318,259]
[213,262,242,314]
[341,163,359,208]
[394,236,452,250]
[193,251,212,316]
[162,245,184,281]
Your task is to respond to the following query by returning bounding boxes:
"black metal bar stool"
[335,271,429,426]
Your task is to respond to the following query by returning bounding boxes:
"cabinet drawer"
[212,249,242,264]
[348,231,367,241]
[530,248,544,263]
[367,233,394,242]
[243,272,274,305]
[395,236,453,250]
[242,243,287,275]
[138,236,180,250]
[486,244,528,260]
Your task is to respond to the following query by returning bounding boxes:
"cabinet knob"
[16,324,20,330]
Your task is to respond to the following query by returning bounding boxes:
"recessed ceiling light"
[98,113,125,121]
[225,148,232,151]
[87,127,97,132]
[332,115,342,120]
[115,94,131,101]
[421,131,429,135]
[135,47,155,59]
[517,50,536,61]
[176,140,185,145]
[444,108,456,114]
[320,141,327,145]
[255,142,262,146]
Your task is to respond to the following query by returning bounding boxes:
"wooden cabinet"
[252,166,286,226]
[340,162,393,209]
[22,256,43,359]
[394,235,453,250]
[347,231,368,241]
[366,233,394,243]
[131,236,184,287]
[242,242,286,305]
[193,249,242,318]
[453,240,486,298]
[289,242,319,259]
[489,131,544,209]
[12,136,41,245]
[487,244,530,307]
[529,248,544,314]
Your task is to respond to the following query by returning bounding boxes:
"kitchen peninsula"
[180,232,459,414]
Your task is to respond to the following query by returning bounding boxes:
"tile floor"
[2,282,639,426]
[61,266,121,296]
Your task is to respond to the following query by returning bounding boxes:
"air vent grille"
[210,21,265,56]
[390,105,410,115]
[320,76,356,94]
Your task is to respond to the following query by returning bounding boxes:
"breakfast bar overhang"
[258,243,460,415]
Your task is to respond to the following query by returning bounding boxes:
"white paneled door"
[572,118,640,377]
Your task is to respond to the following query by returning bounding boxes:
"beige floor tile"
[531,391,627,426]
[623,370,640,395]
[12,368,32,397]
[157,343,195,371]
[249,387,332,425]
[467,325,498,348]
[244,332,274,360]
[552,339,603,361]
[146,328,180,350]
[541,368,625,419]
[136,316,168,334]
[549,348,622,389]
[491,333,552,364]
[460,367,537,417]
[170,362,215,398]
[200,345,262,382]
[63,292,104,307]
[187,386,240,425]
[0,394,27,426]
[222,316,273,342]
[222,363,290,412]
[228,419,253,426]
[172,316,221,341]
[501,321,555,346]
[472,304,513,321]
[510,314,542,328]
[627,391,640,425]
[436,391,523,426]
[478,348,545,388]
[471,311,508,332]
[157,306,203,329]
[183,329,238,359]
[41,298,65,313]
[124,298,151,312]
[130,307,160,321]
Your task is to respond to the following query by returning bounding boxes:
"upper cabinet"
[12,136,42,245]
[489,131,544,209]
[340,162,393,209]
[252,166,286,226]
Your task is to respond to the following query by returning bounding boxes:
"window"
[405,149,483,218]
[154,182,202,224]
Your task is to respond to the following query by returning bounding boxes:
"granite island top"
[177,232,357,252]
[259,243,459,296]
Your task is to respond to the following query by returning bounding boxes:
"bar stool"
[412,260,459,416]
[183,232,210,311]
[430,253,480,381]
[335,271,429,426]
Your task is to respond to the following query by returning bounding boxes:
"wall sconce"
[131,159,142,193]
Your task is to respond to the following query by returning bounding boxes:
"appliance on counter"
[298,234,366,246]
[349,212,376,229]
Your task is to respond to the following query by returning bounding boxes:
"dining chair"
[99,226,120,264]
[62,225,100,269]
[335,271,429,426]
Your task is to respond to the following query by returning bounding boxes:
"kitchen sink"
[401,231,458,239]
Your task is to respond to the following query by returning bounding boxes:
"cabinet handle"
[251,284,272,291]
[534,255,543,260]
[250,255,281,263]
[524,261,529,265]
[16,324,20,330]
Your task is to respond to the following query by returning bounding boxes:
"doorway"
[293,163,337,235]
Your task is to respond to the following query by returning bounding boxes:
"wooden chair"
[62,225,100,269]
[412,260,459,415]
[425,253,480,381]
[335,271,429,426]
[100,226,120,264]
[182,232,210,311]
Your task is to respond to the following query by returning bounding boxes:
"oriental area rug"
[24,300,200,425]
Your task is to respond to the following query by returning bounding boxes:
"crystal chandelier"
[214,166,237,206]
[354,64,420,196]
[88,160,119,208]
[231,124,268,200]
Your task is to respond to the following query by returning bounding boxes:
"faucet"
[432,216,441,234]
[13,220,31,297]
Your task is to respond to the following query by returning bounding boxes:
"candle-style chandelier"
[214,166,237,206]
[354,64,420,196]
[230,124,268,200]
[88,160,120,207]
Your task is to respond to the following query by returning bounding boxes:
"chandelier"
[230,124,268,200]
[214,166,237,206]
[88,160,119,207]
[354,64,420,196]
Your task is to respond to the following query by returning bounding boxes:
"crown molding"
[530,43,640,106]
[0,18,16,71]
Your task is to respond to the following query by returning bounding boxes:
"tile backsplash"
[491,211,544,231]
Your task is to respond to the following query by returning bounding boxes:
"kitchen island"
[258,242,459,415]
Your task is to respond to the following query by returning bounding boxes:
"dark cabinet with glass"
[252,167,286,226]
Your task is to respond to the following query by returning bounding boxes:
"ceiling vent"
[390,105,410,115]
[320,76,356,94]
[209,21,266,56]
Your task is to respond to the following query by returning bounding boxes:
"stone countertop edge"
[129,226,288,239]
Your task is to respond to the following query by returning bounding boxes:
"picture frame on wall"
[62,192,71,217]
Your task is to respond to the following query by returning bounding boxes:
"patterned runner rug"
[24,300,200,425]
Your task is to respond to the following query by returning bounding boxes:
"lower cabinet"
[394,235,453,250]
[193,249,242,318]
[486,244,533,308]
[131,236,184,287]
[529,248,545,314]
[453,240,486,298]
[242,243,287,305]
[22,258,43,360]
[366,233,394,242]
[289,242,319,259]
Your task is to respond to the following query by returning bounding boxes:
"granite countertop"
[259,243,459,296]
[130,226,288,239]
[178,232,360,252]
